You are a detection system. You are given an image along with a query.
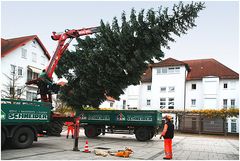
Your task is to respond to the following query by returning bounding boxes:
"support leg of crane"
[73,117,80,151]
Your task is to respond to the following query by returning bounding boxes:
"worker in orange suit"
[65,121,74,139]
[160,115,174,160]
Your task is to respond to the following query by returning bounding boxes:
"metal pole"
[73,117,80,151]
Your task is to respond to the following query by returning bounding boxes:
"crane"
[26,27,99,103]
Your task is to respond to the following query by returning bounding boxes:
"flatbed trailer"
[77,110,162,141]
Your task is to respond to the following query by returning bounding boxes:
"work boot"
[66,135,69,139]
[72,135,74,139]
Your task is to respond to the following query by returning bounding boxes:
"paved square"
[1,128,239,160]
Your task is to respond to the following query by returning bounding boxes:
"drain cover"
[94,147,111,150]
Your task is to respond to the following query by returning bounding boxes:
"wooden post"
[198,114,202,134]
[73,117,80,151]
[223,117,227,136]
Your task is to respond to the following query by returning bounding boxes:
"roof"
[141,58,239,82]
[183,58,239,80]
[1,35,51,59]
[151,58,189,69]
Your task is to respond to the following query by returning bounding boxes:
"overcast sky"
[1,1,239,72]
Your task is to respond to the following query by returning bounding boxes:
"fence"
[177,113,226,135]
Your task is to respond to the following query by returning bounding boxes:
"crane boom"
[46,27,99,79]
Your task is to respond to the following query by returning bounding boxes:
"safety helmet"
[164,115,172,120]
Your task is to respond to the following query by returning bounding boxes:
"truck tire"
[46,121,63,136]
[84,125,97,138]
[1,130,6,147]
[135,127,151,141]
[11,127,34,149]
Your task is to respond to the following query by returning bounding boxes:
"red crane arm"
[46,27,99,79]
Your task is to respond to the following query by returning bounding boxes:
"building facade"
[1,35,51,101]
[101,58,239,133]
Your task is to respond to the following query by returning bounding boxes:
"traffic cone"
[83,140,91,153]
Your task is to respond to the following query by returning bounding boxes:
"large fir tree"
[55,2,205,109]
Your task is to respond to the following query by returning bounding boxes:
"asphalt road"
[1,128,239,160]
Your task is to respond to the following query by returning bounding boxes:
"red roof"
[183,59,239,80]
[151,58,189,69]
[1,35,50,59]
[141,58,239,82]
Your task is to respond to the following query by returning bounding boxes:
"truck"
[78,110,162,141]
[1,99,52,148]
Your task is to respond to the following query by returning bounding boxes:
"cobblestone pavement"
[1,129,239,160]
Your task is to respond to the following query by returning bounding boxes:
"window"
[26,91,37,101]
[147,99,151,106]
[10,87,14,95]
[17,89,21,95]
[168,86,175,92]
[231,119,237,133]
[230,99,235,108]
[175,67,180,73]
[32,40,37,47]
[160,98,166,109]
[160,87,166,92]
[147,85,151,91]
[223,83,228,89]
[11,64,16,74]
[32,52,37,62]
[157,67,180,74]
[191,99,196,107]
[41,56,45,65]
[168,98,174,109]
[168,67,175,74]
[223,99,228,108]
[18,67,23,76]
[161,68,167,74]
[123,100,126,109]
[192,84,196,90]
[27,69,39,81]
[110,102,114,107]
[21,48,27,59]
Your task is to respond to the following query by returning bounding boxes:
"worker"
[160,115,174,160]
[38,69,53,103]
[65,121,74,139]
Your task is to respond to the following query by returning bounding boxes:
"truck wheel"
[135,127,151,141]
[11,127,34,149]
[46,121,63,136]
[84,125,97,138]
[1,130,6,147]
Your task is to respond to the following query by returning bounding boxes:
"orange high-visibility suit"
[160,115,174,160]
[65,121,74,139]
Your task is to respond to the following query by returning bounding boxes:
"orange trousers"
[67,126,74,136]
[164,139,172,159]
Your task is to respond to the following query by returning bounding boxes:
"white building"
[1,35,51,101]
[101,58,239,133]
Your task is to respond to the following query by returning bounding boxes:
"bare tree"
[1,66,26,99]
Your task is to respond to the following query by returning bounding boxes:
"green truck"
[1,99,70,149]
[77,110,162,141]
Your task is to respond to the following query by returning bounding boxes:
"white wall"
[218,79,239,108]
[185,80,203,110]
[1,39,50,100]
[150,65,186,110]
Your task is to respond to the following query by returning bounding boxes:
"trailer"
[77,110,162,141]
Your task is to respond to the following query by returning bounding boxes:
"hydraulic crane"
[26,27,99,103]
